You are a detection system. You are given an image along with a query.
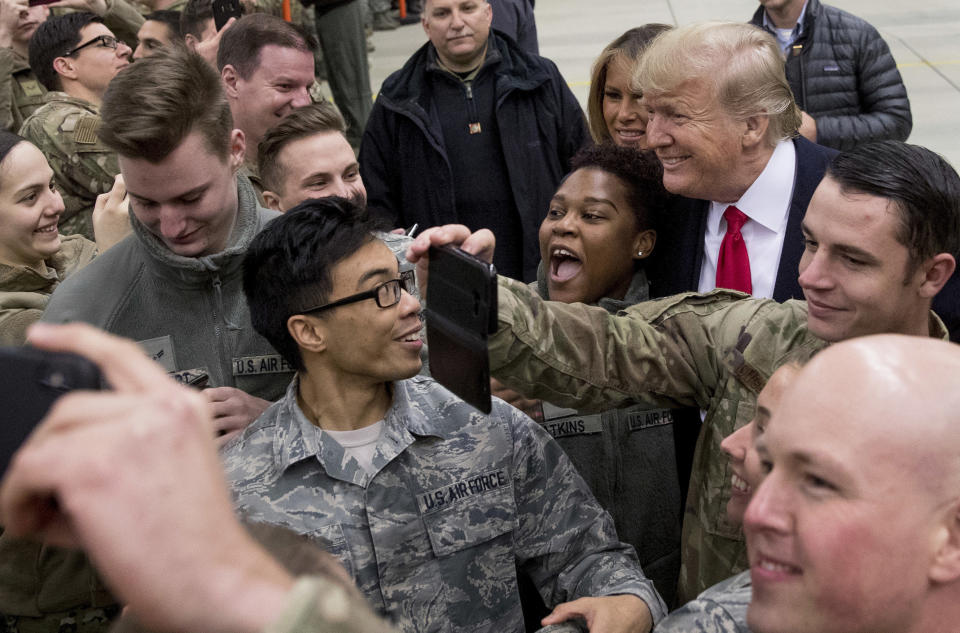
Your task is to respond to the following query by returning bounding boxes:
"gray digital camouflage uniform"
[222,375,668,632]
[653,571,751,633]
[487,277,950,603]
[19,93,119,240]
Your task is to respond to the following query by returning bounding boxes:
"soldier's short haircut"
[99,47,233,162]
[29,12,103,92]
[180,0,213,40]
[827,141,960,271]
[636,21,802,147]
[216,14,316,78]
[257,102,346,194]
[587,24,672,144]
[242,197,390,371]
[145,10,184,40]
[567,143,668,233]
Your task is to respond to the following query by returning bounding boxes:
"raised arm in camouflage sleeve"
[98,0,144,46]
[488,275,824,603]
[0,47,15,131]
[489,276,803,413]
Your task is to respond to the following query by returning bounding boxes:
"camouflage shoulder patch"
[16,77,44,98]
[74,116,101,144]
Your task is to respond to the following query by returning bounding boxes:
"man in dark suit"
[637,22,836,303]
[637,21,960,342]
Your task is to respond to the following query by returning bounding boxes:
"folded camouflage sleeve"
[262,576,396,633]
[489,276,757,413]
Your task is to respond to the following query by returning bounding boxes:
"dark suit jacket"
[649,137,838,302]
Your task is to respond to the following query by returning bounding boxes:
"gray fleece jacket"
[41,175,291,400]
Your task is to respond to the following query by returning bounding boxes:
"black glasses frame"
[302,269,416,315]
[65,35,120,57]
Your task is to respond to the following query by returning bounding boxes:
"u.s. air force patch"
[418,469,510,514]
[233,354,295,376]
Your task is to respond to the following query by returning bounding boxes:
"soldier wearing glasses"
[223,196,668,633]
[19,12,130,238]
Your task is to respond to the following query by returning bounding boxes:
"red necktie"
[715,205,752,294]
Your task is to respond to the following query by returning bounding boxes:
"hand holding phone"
[425,245,497,414]
[212,0,242,31]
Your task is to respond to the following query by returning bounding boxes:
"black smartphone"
[425,245,497,414]
[212,0,242,31]
[0,347,103,477]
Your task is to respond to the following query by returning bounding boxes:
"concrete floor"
[367,0,960,167]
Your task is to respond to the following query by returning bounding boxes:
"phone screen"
[0,348,102,477]
[425,246,497,413]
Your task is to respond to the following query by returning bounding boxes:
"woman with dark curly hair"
[518,143,685,605]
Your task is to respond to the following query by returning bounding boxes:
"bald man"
[745,334,960,633]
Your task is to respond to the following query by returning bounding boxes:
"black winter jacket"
[359,32,590,281]
[751,0,912,151]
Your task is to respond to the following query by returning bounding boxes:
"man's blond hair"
[635,22,801,146]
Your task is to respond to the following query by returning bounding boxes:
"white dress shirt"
[698,140,797,300]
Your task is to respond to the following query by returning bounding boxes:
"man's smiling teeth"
[731,473,751,493]
[660,157,687,165]
[401,332,421,342]
[758,558,800,574]
[35,225,57,233]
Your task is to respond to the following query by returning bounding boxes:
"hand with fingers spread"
[405,224,496,301]
[542,595,654,633]
[203,386,271,446]
[0,323,293,633]
[187,16,235,67]
[93,173,131,252]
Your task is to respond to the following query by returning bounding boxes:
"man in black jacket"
[750,0,912,152]
[358,0,589,282]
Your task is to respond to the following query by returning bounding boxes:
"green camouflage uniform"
[262,577,395,633]
[653,571,751,633]
[19,94,119,240]
[0,234,96,346]
[488,277,950,603]
[0,49,47,133]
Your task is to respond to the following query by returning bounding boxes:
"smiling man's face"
[796,176,928,342]
[643,77,749,203]
[743,339,958,633]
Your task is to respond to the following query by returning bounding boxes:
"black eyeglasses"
[302,269,416,314]
[65,35,120,57]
